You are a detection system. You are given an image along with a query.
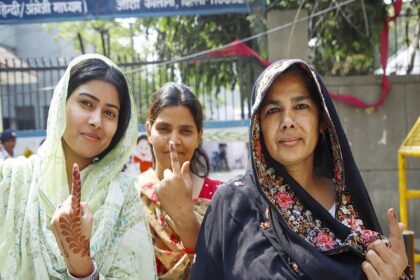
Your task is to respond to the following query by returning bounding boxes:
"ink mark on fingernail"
[391,209,397,220]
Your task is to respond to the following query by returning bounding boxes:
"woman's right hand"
[50,163,95,277]
[362,209,408,280]
[156,141,199,249]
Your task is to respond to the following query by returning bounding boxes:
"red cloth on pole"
[329,0,401,110]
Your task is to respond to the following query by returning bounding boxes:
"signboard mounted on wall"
[0,0,263,24]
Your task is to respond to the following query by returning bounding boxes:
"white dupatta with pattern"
[0,54,156,279]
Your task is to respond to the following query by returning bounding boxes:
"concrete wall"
[15,25,80,58]
[0,25,16,50]
[267,9,309,62]
[324,74,420,236]
[0,24,80,58]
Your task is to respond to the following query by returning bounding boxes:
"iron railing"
[0,55,264,130]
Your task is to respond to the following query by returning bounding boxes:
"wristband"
[67,260,98,280]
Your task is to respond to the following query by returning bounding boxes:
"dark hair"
[137,134,148,144]
[147,82,210,177]
[281,64,323,112]
[279,64,333,177]
[67,58,131,160]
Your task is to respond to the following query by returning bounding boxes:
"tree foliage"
[46,0,420,114]
[265,0,387,76]
[45,20,134,58]
[46,0,393,77]
[44,1,390,120]
[138,14,264,96]
[135,0,388,77]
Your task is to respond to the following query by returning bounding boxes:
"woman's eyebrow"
[261,98,281,108]
[261,95,313,108]
[180,124,195,129]
[154,121,171,126]
[106,103,120,111]
[79,92,120,111]
[79,92,99,102]
[291,95,313,103]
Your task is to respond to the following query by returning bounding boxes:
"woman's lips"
[164,151,185,155]
[279,137,301,146]
[81,132,100,142]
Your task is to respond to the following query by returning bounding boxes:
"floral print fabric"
[137,169,221,279]
[251,112,383,254]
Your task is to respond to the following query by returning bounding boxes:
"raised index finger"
[169,141,181,175]
[387,208,404,252]
[71,163,82,216]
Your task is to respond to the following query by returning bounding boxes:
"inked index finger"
[169,141,181,175]
[387,208,404,251]
[71,163,82,216]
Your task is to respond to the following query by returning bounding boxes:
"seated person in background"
[137,82,222,279]
[191,60,410,280]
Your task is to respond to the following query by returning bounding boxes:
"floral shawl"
[0,54,156,279]
[137,169,219,279]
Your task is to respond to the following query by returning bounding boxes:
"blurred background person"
[0,128,17,160]
[133,134,154,173]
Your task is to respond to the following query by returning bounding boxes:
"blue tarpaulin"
[0,0,261,24]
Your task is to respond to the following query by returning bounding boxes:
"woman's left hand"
[362,208,408,280]
[50,163,95,277]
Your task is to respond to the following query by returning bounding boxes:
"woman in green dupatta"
[0,54,156,279]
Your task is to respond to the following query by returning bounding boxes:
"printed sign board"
[0,0,262,24]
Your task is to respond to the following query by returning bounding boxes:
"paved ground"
[210,169,420,279]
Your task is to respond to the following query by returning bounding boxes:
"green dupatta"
[0,54,156,279]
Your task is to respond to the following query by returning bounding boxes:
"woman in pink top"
[136,82,222,279]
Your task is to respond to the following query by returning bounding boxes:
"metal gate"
[0,55,264,130]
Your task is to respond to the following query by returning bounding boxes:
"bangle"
[67,260,99,280]
[183,246,196,254]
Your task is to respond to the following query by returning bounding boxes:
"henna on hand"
[57,164,90,257]
[50,163,95,277]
